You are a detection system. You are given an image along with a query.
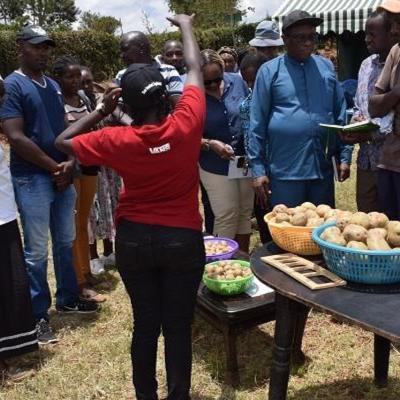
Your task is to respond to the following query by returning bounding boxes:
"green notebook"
[319,120,379,133]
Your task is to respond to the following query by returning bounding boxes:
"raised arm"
[167,14,203,91]
[55,87,122,156]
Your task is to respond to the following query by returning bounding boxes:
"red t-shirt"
[72,85,205,231]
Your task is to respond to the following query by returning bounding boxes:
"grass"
[2,149,400,399]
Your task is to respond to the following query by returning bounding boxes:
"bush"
[0,22,259,81]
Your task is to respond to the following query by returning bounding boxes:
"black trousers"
[378,169,400,220]
[116,220,205,400]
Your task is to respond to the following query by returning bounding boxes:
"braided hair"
[52,55,80,80]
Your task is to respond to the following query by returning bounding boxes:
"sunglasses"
[204,76,223,87]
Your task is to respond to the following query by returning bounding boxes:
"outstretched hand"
[166,14,194,27]
[103,86,122,115]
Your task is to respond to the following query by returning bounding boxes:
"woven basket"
[264,212,322,256]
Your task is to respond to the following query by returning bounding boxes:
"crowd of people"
[1,0,400,398]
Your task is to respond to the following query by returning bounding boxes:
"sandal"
[81,287,107,303]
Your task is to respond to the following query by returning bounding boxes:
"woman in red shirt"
[55,14,205,400]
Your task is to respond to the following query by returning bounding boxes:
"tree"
[80,11,121,35]
[0,0,27,24]
[26,0,80,28]
[166,0,242,28]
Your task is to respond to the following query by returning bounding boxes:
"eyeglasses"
[204,76,223,87]
[288,33,319,44]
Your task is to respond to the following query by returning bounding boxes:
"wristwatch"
[95,102,107,117]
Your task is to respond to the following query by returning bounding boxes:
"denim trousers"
[116,220,205,400]
[12,173,79,320]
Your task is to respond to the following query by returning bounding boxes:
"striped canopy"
[273,0,384,34]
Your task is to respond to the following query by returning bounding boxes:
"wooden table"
[196,281,307,387]
[251,243,400,400]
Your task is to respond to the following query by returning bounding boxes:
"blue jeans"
[116,220,205,400]
[12,173,79,321]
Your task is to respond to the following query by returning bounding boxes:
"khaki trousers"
[72,175,98,286]
[199,168,254,238]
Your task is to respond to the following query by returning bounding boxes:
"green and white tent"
[273,0,384,34]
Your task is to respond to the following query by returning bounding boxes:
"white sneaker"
[90,258,105,275]
[101,253,116,267]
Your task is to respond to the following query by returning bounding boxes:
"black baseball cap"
[17,25,55,46]
[121,63,166,110]
[282,10,323,32]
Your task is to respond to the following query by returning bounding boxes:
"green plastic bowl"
[203,260,254,296]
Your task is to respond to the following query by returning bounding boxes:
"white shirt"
[0,144,18,225]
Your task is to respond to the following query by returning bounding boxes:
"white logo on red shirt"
[149,143,171,154]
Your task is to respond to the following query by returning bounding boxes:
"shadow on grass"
[192,317,275,391]
[288,377,400,400]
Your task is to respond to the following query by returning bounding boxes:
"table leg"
[291,305,309,366]
[374,334,391,388]
[223,326,240,387]
[269,293,298,400]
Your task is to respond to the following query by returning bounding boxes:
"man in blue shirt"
[0,25,97,344]
[248,10,353,208]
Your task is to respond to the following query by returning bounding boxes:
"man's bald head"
[120,31,151,65]
[161,39,185,74]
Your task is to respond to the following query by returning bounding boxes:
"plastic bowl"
[204,237,239,263]
[203,260,254,296]
[313,223,400,284]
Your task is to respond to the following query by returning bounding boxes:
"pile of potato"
[270,202,339,228]
[204,240,233,256]
[205,261,253,281]
[321,211,400,251]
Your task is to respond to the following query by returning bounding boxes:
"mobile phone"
[237,156,245,168]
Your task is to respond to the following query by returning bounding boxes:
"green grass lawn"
[2,153,400,399]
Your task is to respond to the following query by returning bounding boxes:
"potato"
[336,214,352,231]
[368,212,389,229]
[343,224,368,243]
[350,212,370,229]
[321,226,341,241]
[286,208,296,215]
[275,212,291,223]
[272,204,288,214]
[367,237,391,251]
[325,234,347,246]
[294,206,307,213]
[347,241,368,250]
[301,202,316,210]
[324,209,339,220]
[367,228,388,240]
[305,209,319,220]
[325,216,338,224]
[306,217,324,227]
[316,204,332,218]
[291,212,307,226]
[387,221,400,247]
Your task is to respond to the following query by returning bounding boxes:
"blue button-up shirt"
[248,54,353,180]
[200,72,249,175]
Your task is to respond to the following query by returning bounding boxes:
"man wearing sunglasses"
[247,10,353,209]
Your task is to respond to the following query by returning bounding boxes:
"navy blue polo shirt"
[199,72,249,176]
[0,71,66,177]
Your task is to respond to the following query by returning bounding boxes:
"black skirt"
[0,219,38,359]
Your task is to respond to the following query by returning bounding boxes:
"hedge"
[0,22,258,81]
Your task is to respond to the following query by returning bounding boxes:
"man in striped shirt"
[116,31,183,109]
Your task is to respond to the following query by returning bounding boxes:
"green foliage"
[26,0,80,28]
[0,0,26,24]
[166,0,241,28]
[79,11,121,35]
[0,21,259,81]
[0,29,122,81]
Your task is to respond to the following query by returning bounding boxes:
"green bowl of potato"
[203,260,254,296]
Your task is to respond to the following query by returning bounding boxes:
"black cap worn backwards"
[121,63,166,110]
[17,25,55,47]
[282,10,323,32]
